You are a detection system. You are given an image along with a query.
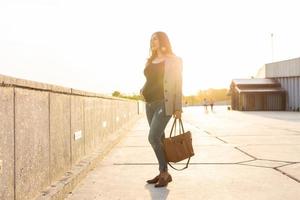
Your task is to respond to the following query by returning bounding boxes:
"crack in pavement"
[274,168,300,183]
[215,136,228,144]
[234,147,257,159]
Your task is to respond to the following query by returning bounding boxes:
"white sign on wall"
[74,130,82,140]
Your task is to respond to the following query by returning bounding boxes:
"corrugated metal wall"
[266,94,283,110]
[276,77,300,111]
[263,57,300,111]
[242,93,284,111]
[266,57,300,77]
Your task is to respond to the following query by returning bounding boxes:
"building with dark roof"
[230,57,300,111]
[230,78,286,111]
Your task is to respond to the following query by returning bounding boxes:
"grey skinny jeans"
[146,99,172,172]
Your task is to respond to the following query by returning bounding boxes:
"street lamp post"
[271,33,274,62]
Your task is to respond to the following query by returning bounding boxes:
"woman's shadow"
[144,183,170,200]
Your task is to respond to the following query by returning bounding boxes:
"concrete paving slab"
[65,106,300,200]
[66,164,300,200]
[190,146,253,163]
[128,121,147,131]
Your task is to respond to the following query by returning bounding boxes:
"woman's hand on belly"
[139,89,145,100]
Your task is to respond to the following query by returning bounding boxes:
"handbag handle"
[169,118,185,137]
[168,157,191,171]
[167,118,191,171]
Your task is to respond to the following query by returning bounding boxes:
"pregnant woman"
[140,31,183,187]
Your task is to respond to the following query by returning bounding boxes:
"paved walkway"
[66,106,300,200]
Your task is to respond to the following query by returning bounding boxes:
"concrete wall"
[15,88,50,200]
[0,74,141,200]
[50,93,71,184]
[0,88,14,200]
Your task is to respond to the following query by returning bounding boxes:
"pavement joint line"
[219,134,300,136]
[234,147,257,159]
[183,120,200,126]
[274,162,298,169]
[273,168,300,183]
[117,145,150,148]
[236,163,279,169]
[112,162,263,165]
[262,126,300,134]
[203,130,212,135]
[182,121,207,133]
[237,158,294,167]
[265,127,300,134]
[237,144,300,146]
[235,159,257,164]
[215,136,228,144]
[116,144,231,148]
[257,158,297,164]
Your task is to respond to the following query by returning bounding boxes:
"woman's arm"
[174,57,183,116]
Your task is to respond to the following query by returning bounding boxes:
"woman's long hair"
[146,31,174,65]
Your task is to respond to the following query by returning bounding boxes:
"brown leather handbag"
[163,118,194,170]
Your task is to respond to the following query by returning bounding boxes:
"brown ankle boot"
[146,175,160,184]
[154,174,172,187]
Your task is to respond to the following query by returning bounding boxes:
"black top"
[142,61,165,103]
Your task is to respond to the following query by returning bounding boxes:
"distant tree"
[112,91,121,97]
[111,90,144,100]
[183,88,231,106]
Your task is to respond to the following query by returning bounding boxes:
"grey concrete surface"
[15,88,50,200]
[0,87,14,200]
[50,93,71,184]
[93,98,104,147]
[71,96,86,166]
[99,99,112,143]
[66,106,300,200]
[84,97,96,154]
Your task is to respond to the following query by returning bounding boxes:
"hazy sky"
[0,0,299,95]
